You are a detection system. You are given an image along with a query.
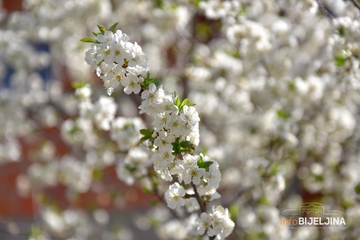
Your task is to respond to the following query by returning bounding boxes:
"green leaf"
[150,217,160,226]
[80,37,101,44]
[277,109,291,119]
[259,197,269,205]
[315,175,323,182]
[150,200,159,207]
[288,81,296,91]
[271,165,279,175]
[238,6,247,16]
[342,199,353,208]
[109,22,119,33]
[125,165,137,173]
[170,3,178,9]
[180,98,190,108]
[143,76,160,88]
[355,183,360,194]
[140,136,151,141]
[180,140,191,149]
[172,138,180,154]
[193,0,200,7]
[92,31,99,36]
[195,22,211,41]
[338,27,345,37]
[71,81,87,89]
[229,204,239,221]
[97,24,106,35]
[197,156,213,170]
[92,168,103,181]
[174,92,181,107]
[140,129,153,141]
[140,129,152,136]
[179,98,196,111]
[30,225,42,238]
[198,161,213,169]
[335,54,346,67]
[152,0,164,8]
[141,186,152,194]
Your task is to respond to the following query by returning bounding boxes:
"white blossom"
[164,182,186,209]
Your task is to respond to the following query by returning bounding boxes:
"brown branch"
[191,182,206,213]
[316,0,335,19]
[351,0,360,9]
[223,185,254,208]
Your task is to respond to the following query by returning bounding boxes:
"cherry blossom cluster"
[84,27,147,97]
[83,25,234,239]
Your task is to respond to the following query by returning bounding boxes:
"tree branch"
[351,0,360,10]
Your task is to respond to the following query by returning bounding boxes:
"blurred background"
[1,0,360,239]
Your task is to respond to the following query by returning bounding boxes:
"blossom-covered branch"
[82,24,234,239]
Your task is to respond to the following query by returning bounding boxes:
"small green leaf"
[338,27,345,37]
[150,217,160,226]
[97,24,106,35]
[315,175,323,182]
[71,81,87,89]
[355,183,360,194]
[140,129,153,141]
[30,225,42,238]
[92,168,103,181]
[170,3,178,9]
[180,140,191,149]
[172,138,181,154]
[259,197,268,205]
[125,165,137,173]
[277,109,291,119]
[180,98,190,108]
[198,161,213,169]
[197,156,213,170]
[141,187,151,194]
[238,7,247,16]
[288,81,296,91]
[342,199,353,208]
[109,22,119,33]
[152,0,164,8]
[174,92,181,107]
[271,165,279,175]
[179,98,196,111]
[229,204,239,221]
[193,0,201,7]
[80,37,101,44]
[250,127,257,134]
[140,136,151,141]
[92,32,99,36]
[143,76,160,88]
[150,200,159,207]
[335,54,346,67]
[140,129,152,136]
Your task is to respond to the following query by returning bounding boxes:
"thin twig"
[316,0,335,19]
[351,0,360,10]
[223,185,254,208]
[191,182,206,213]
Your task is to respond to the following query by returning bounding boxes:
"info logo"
[280,202,346,228]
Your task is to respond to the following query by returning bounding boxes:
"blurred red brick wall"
[0,0,157,221]
[3,0,22,11]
